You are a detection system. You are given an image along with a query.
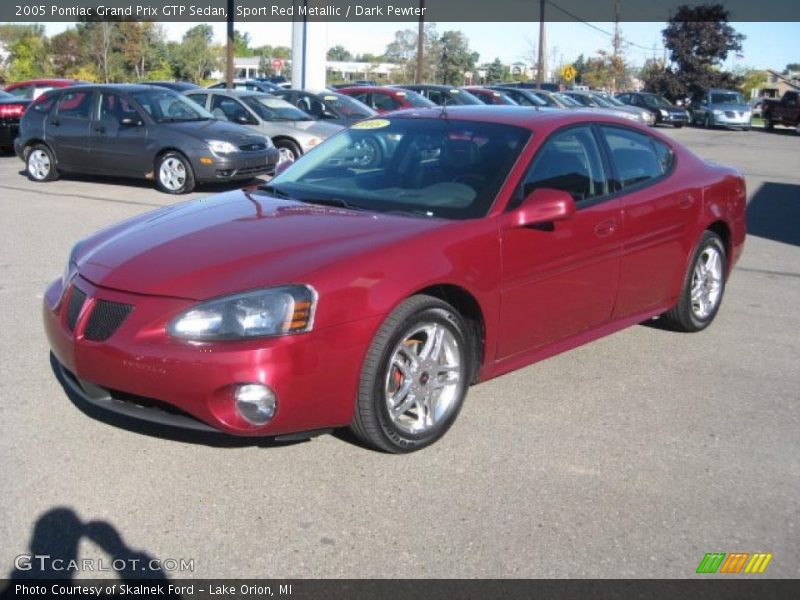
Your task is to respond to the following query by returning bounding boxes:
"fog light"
[234,384,276,425]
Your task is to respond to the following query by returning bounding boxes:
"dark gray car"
[15,84,278,194]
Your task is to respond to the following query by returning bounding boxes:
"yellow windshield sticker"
[323,95,338,101]
[395,91,407,97]
[449,89,460,94]
[352,119,391,129]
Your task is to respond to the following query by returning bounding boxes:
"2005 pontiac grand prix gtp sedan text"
[44,106,745,453]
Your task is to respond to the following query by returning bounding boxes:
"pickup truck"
[762,91,800,133]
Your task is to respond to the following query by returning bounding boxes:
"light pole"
[416,0,425,83]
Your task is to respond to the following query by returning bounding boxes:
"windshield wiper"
[298,197,366,211]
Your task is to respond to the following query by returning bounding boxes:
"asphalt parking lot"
[0,125,798,580]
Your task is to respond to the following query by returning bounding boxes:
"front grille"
[83,300,133,341]
[724,110,743,119]
[66,286,86,331]
[239,142,267,152]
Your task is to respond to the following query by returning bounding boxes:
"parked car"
[564,91,653,125]
[337,86,435,114]
[463,87,518,105]
[4,78,84,100]
[15,84,277,194]
[185,88,343,163]
[616,92,689,127]
[595,93,656,126]
[271,89,377,126]
[44,107,745,453]
[761,91,800,133]
[145,81,201,92]
[750,98,766,119]
[487,86,554,109]
[0,90,30,152]
[547,91,584,108]
[690,89,751,130]
[396,84,482,106]
[208,79,282,93]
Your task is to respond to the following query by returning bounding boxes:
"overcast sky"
[38,21,800,70]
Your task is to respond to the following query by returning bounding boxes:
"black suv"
[15,84,278,194]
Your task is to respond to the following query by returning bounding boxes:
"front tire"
[274,139,302,165]
[661,231,726,332]
[156,151,195,194]
[26,144,58,182]
[351,295,471,453]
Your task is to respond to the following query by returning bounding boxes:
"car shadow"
[15,169,267,195]
[49,353,318,450]
[1,507,173,585]
[746,181,800,246]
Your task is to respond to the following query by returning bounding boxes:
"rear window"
[57,91,93,119]
[600,126,673,189]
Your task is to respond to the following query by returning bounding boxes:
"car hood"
[281,119,344,138]
[166,119,267,146]
[76,190,445,300]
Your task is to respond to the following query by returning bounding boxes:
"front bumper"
[44,276,382,437]
[711,112,751,128]
[660,112,688,124]
[191,147,280,182]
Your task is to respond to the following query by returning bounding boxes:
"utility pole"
[226,0,234,88]
[416,0,425,83]
[536,0,546,86]
[612,0,622,91]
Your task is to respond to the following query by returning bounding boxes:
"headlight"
[744,111,752,118]
[659,109,668,117]
[713,109,723,116]
[624,113,638,120]
[208,140,238,154]
[168,285,317,341]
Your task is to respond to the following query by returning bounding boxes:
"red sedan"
[464,86,518,105]
[337,85,435,113]
[44,107,745,453]
[4,78,84,100]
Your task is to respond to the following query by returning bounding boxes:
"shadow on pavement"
[746,182,800,246]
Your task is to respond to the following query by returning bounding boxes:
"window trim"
[595,123,677,198]
[509,123,615,211]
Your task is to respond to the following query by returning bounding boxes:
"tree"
[176,24,221,83]
[783,63,800,74]
[7,32,51,81]
[437,30,477,86]
[233,30,254,57]
[644,4,745,102]
[384,24,441,83]
[486,58,505,83]
[49,29,83,77]
[327,45,352,61]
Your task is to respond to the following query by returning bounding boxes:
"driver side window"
[211,95,255,124]
[512,126,607,209]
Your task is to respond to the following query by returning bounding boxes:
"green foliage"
[644,4,745,101]
[327,45,353,61]
[437,30,478,86]
[486,58,505,83]
[7,30,51,81]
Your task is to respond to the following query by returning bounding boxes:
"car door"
[497,125,622,359]
[597,125,701,319]
[49,89,95,169]
[91,91,151,175]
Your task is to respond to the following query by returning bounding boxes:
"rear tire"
[660,231,726,332]
[26,143,59,182]
[350,295,472,453]
[274,139,302,165]
[156,151,195,194]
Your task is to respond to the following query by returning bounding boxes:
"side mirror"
[235,114,253,125]
[511,188,576,228]
[119,116,142,127]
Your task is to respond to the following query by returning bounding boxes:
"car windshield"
[710,92,743,104]
[601,95,626,107]
[263,117,531,220]
[569,94,596,107]
[132,89,213,122]
[590,94,615,108]
[555,93,581,107]
[242,95,313,121]
[0,90,12,99]
[447,89,482,105]
[521,91,547,106]
[641,95,673,109]
[397,90,437,108]
[319,93,376,118]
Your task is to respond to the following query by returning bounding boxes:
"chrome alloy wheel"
[158,157,186,191]
[27,149,51,180]
[277,146,297,164]
[690,246,723,319]
[384,322,462,435]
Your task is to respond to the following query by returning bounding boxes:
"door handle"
[51,119,60,127]
[678,194,695,209]
[594,219,617,237]
[94,125,106,134]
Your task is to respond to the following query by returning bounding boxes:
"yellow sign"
[351,119,391,130]
[561,64,577,82]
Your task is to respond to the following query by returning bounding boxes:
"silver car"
[185,89,343,163]
[564,91,655,125]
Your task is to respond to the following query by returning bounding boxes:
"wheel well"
[416,284,485,384]
[707,220,731,260]
[155,147,187,163]
[272,136,302,154]
[23,139,49,159]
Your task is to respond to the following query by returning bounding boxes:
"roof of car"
[338,86,406,94]
[188,88,269,98]
[5,78,83,88]
[376,105,643,130]
[42,83,182,93]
